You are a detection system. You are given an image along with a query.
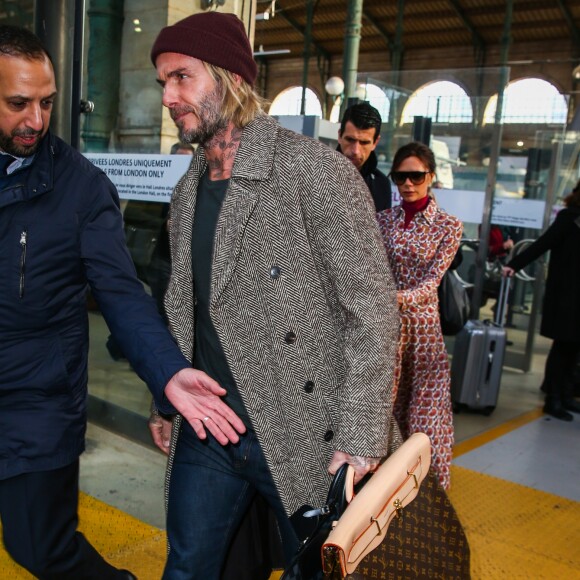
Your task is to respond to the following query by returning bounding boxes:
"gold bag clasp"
[393,498,403,519]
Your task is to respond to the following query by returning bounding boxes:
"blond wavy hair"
[203,62,268,128]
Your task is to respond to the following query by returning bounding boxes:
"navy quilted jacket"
[0,132,188,479]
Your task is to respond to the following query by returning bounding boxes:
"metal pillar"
[470,0,512,318]
[384,0,404,160]
[300,0,314,115]
[391,0,404,76]
[81,0,124,152]
[341,0,363,116]
[34,0,84,147]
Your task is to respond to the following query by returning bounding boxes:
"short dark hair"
[0,25,52,64]
[392,141,436,174]
[563,178,580,208]
[170,142,194,154]
[340,102,382,141]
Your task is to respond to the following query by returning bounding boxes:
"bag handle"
[303,463,352,519]
[344,465,355,504]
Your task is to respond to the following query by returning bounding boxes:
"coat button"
[324,430,334,442]
[304,381,314,393]
[270,265,281,279]
[284,331,296,344]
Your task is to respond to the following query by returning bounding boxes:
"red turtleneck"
[402,195,430,229]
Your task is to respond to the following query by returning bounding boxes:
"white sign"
[393,188,486,224]
[84,153,191,202]
[490,197,546,229]
[393,188,547,230]
[434,188,485,224]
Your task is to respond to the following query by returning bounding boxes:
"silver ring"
[202,416,210,422]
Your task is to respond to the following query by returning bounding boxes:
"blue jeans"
[163,424,299,579]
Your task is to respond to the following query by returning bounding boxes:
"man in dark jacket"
[0,25,245,579]
[337,102,392,211]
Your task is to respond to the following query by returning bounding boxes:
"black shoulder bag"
[438,269,471,335]
[281,464,350,580]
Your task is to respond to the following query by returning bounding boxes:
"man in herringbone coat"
[149,12,401,579]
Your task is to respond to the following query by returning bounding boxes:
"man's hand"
[148,413,173,455]
[164,368,246,445]
[328,450,381,485]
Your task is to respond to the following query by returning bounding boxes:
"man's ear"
[232,73,243,88]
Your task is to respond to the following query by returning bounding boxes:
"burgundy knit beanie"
[150,12,257,86]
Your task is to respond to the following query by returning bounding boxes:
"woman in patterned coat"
[377,142,463,489]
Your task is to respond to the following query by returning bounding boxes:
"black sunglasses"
[390,171,430,186]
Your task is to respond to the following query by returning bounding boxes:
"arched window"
[402,81,473,123]
[484,78,568,124]
[330,83,390,123]
[269,86,322,117]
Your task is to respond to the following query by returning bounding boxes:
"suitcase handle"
[485,340,498,383]
[494,276,511,327]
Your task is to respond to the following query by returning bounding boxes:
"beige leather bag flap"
[322,432,431,577]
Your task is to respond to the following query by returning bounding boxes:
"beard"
[172,84,228,146]
[0,127,43,157]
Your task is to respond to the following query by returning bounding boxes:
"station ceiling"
[254,0,580,64]
[2,1,579,71]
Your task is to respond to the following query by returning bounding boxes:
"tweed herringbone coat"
[164,114,401,515]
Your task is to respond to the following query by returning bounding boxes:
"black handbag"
[281,464,350,580]
[438,269,471,335]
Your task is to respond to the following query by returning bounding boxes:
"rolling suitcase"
[450,276,511,415]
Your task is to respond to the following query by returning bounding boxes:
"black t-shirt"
[191,171,252,429]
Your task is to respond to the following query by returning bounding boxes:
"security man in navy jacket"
[337,102,392,211]
[0,25,245,579]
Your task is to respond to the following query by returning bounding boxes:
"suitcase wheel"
[452,403,465,414]
[482,406,495,416]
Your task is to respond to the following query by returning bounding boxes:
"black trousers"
[543,339,580,402]
[0,460,127,579]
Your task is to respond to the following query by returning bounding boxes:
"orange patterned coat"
[377,200,463,489]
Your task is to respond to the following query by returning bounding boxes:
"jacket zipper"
[19,230,27,298]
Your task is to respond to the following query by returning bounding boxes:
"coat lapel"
[210,115,278,306]
[211,178,261,305]
[166,154,205,361]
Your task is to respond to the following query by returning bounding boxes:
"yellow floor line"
[453,407,544,458]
